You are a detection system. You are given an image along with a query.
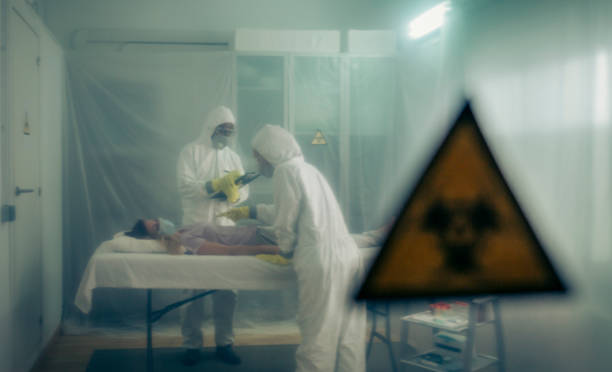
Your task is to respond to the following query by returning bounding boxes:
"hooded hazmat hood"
[251,124,303,166]
[198,105,236,146]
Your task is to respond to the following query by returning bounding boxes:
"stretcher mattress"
[75,242,379,314]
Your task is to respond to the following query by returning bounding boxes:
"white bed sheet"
[75,242,379,314]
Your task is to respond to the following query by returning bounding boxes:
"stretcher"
[75,241,378,372]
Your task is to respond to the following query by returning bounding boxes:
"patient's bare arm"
[196,241,279,256]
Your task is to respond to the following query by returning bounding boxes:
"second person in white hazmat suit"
[176,105,247,365]
[221,124,366,372]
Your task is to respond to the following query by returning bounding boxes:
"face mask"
[259,162,274,178]
[158,218,176,236]
[211,134,232,149]
[254,151,274,177]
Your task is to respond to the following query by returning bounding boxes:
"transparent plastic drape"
[464,0,612,310]
[63,51,244,331]
[387,0,612,317]
[63,0,612,336]
[346,56,399,232]
[63,50,400,332]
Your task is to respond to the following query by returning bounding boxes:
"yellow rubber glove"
[256,254,291,265]
[217,206,250,222]
[210,170,241,203]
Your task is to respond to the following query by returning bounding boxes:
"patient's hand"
[162,234,185,255]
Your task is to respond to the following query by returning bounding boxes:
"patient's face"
[144,219,160,236]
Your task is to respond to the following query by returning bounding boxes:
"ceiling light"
[407,1,451,39]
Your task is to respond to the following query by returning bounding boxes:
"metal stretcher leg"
[145,289,218,372]
[366,302,398,372]
[146,289,153,372]
[493,298,506,372]
[366,306,377,358]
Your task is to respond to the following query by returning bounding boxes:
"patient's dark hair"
[125,219,150,239]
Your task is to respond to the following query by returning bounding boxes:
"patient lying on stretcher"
[124,218,389,258]
[125,218,280,256]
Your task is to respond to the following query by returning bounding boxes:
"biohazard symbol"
[311,129,327,145]
[358,102,567,299]
[422,197,499,273]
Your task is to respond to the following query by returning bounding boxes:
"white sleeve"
[271,167,302,256]
[177,147,207,200]
[256,204,276,225]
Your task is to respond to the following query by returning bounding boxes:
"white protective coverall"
[177,105,248,349]
[252,125,366,372]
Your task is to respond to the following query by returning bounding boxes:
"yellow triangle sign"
[358,103,566,299]
[311,129,327,145]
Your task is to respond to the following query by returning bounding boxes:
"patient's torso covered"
[178,224,265,253]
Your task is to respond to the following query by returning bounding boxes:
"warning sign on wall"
[358,103,566,299]
[311,129,327,145]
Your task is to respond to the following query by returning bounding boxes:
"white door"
[9,8,42,367]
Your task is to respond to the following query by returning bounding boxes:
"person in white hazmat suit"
[176,105,247,366]
[220,124,366,372]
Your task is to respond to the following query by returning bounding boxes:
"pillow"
[99,232,167,254]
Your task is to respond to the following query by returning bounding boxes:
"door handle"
[15,187,35,196]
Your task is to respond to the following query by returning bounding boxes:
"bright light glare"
[407,2,451,39]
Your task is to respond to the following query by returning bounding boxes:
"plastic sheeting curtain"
[63,51,398,330]
[63,52,240,328]
[62,0,612,334]
[393,0,612,312]
[465,0,612,309]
